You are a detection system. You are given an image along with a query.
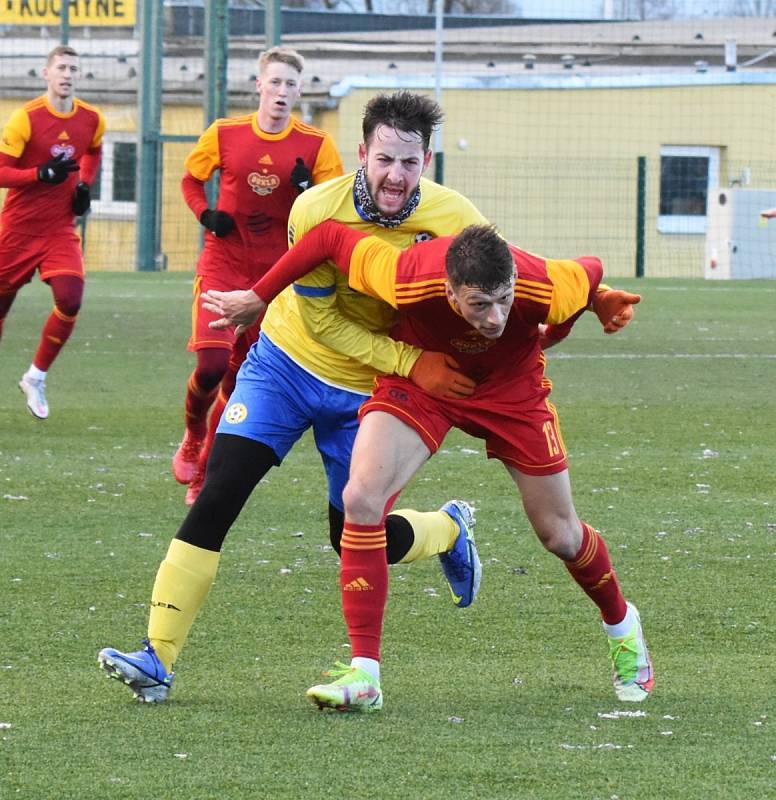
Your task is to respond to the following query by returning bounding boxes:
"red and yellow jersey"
[261,173,489,393]
[184,113,343,286]
[346,234,603,385]
[0,95,104,235]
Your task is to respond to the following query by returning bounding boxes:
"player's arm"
[202,220,367,331]
[181,122,234,237]
[289,229,473,394]
[0,152,37,187]
[294,268,473,397]
[202,219,398,326]
[310,134,344,185]
[295,274,419,374]
[760,207,776,219]
[0,109,35,186]
[0,108,77,187]
[78,146,102,186]
[78,110,105,186]
[72,130,103,216]
[544,255,640,338]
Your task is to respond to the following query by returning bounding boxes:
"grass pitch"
[1,273,774,799]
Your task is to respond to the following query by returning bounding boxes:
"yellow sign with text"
[0,0,136,26]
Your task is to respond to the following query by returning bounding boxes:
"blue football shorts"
[216,333,368,510]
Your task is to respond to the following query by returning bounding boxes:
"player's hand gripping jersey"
[260,174,488,393]
[0,95,104,235]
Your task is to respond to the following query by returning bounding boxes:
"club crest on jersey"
[248,171,280,196]
[224,402,248,424]
[414,231,434,243]
[450,330,498,354]
[51,142,76,159]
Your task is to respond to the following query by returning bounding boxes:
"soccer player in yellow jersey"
[207,220,650,711]
[98,92,487,702]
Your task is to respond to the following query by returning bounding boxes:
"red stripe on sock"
[340,520,388,660]
[33,309,77,370]
[565,522,627,625]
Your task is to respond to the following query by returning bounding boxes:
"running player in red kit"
[0,45,104,419]
[173,46,343,501]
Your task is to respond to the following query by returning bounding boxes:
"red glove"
[592,289,641,334]
[409,351,476,399]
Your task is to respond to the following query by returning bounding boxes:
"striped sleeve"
[347,236,402,308]
[545,257,603,324]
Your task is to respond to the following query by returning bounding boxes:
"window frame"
[90,132,137,220]
[657,145,720,235]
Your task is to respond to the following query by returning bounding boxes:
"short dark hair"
[362,91,443,152]
[446,225,515,293]
[47,45,78,65]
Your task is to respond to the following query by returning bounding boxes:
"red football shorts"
[188,274,239,352]
[360,372,568,476]
[0,229,84,294]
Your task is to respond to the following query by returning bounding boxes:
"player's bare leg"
[509,467,653,701]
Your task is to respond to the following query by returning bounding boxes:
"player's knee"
[56,297,81,317]
[0,292,18,319]
[194,348,230,388]
[50,276,83,317]
[342,476,387,522]
[535,520,581,560]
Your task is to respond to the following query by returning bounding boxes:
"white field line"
[550,352,776,359]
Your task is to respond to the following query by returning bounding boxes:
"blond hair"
[47,45,78,65]
[258,46,304,75]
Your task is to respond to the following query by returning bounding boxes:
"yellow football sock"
[393,508,458,564]
[147,538,220,672]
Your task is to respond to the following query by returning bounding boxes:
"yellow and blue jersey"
[261,172,488,393]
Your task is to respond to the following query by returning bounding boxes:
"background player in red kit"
[173,46,343,500]
[0,45,104,419]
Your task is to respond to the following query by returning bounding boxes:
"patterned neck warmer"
[352,166,421,229]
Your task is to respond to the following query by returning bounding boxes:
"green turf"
[1,274,774,799]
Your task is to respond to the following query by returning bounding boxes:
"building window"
[91,134,137,218]
[658,145,720,234]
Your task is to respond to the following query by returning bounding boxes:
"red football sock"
[340,521,388,661]
[564,522,627,625]
[195,330,248,474]
[184,372,220,439]
[196,389,227,474]
[33,306,77,371]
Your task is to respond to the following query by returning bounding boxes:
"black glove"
[290,157,312,192]
[72,182,91,216]
[199,209,235,238]
[37,152,79,185]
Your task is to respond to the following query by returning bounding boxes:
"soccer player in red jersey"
[173,46,343,498]
[0,45,104,419]
[205,220,651,710]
